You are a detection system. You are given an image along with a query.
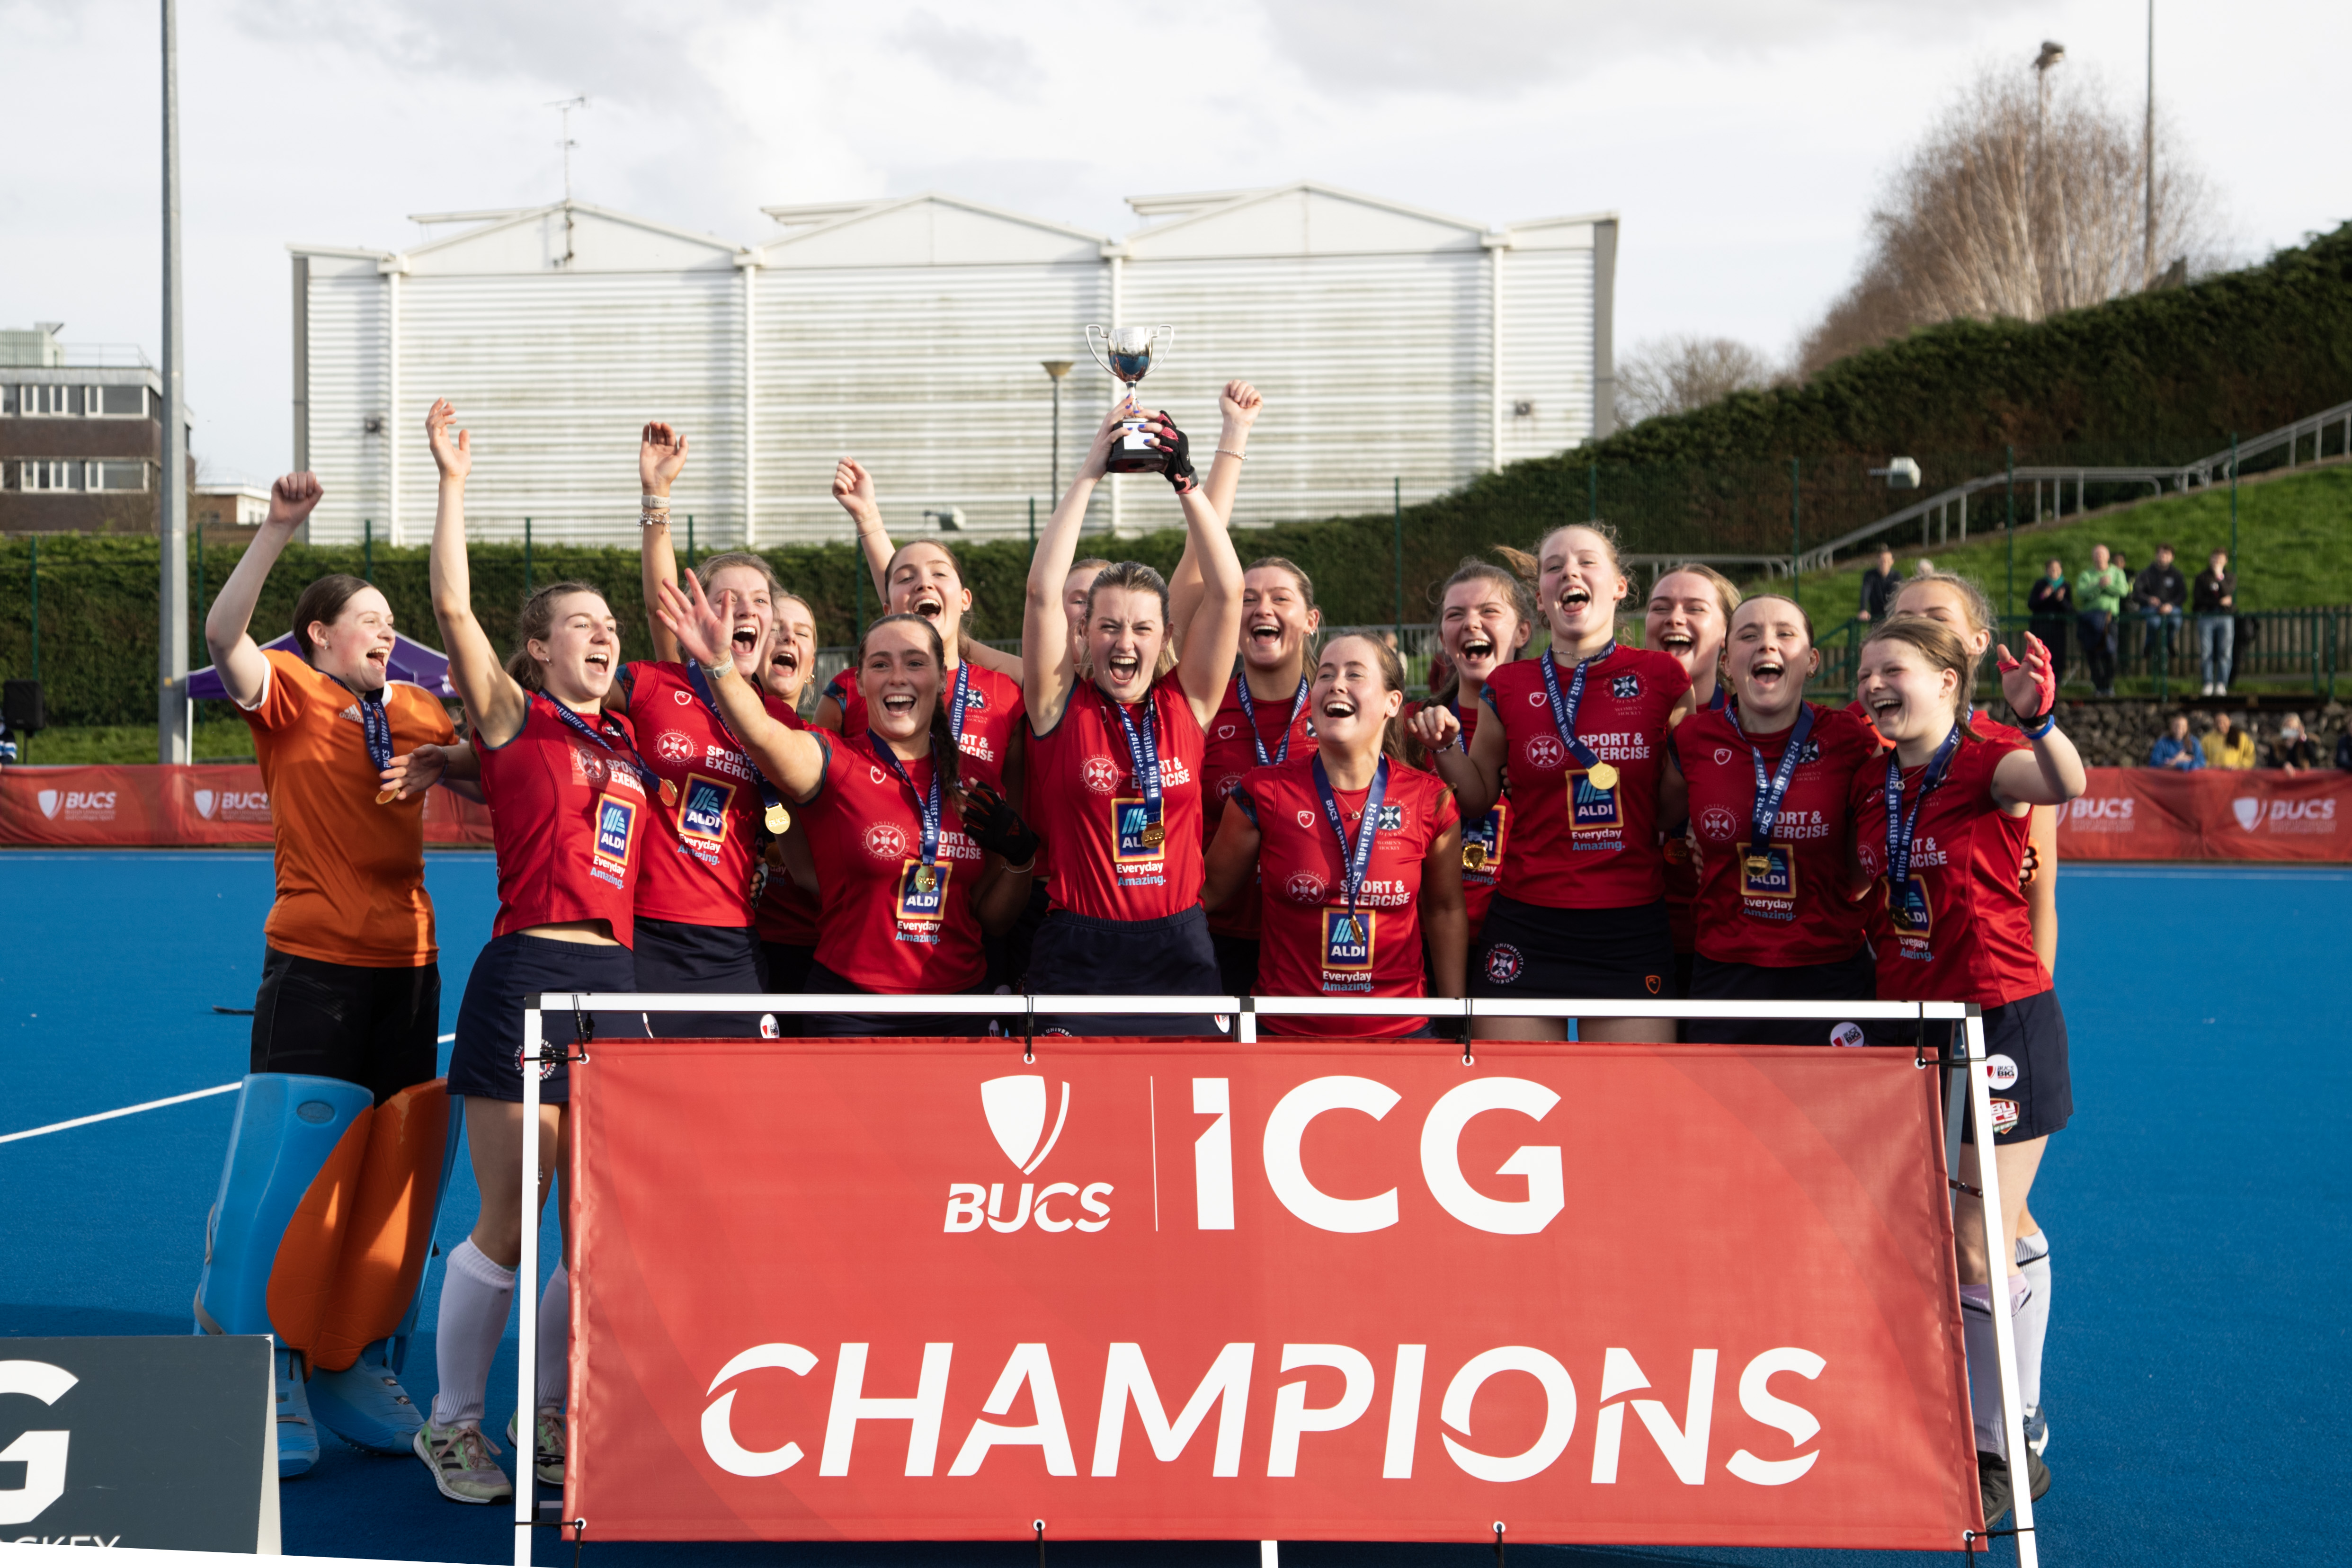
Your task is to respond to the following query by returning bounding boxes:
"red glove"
[1997,631,2058,717]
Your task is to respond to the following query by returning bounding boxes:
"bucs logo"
[1483,944,1524,985]
[656,731,695,763]
[1524,735,1565,770]
[864,822,909,861]
[1698,805,1738,843]
[1612,673,1642,700]
[1081,756,1122,795]
[1284,871,1327,904]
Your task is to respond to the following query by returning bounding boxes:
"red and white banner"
[0,764,492,847]
[2055,766,2349,862]
[567,1039,1981,1550]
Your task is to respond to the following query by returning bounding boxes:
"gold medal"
[1745,852,1772,876]
[915,865,937,894]
[765,802,790,835]
[1462,842,1489,871]
[659,777,679,808]
[1141,820,1166,849]
[374,787,400,806]
[1586,760,1620,792]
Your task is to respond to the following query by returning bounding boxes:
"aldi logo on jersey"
[1889,874,1933,952]
[1737,843,1797,922]
[1112,799,1163,864]
[1320,909,1375,978]
[896,860,949,926]
[1568,768,1622,835]
[677,774,736,847]
[1461,801,1506,879]
[593,794,639,887]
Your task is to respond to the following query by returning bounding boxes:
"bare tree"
[1799,61,2222,375]
[1615,335,1778,426]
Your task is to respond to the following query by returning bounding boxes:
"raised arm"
[1168,380,1262,637]
[203,473,325,707]
[656,571,829,800]
[832,458,895,601]
[1024,402,1129,730]
[425,400,532,746]
[637,422,691,663]
[1990,639,2087,807]
[1174,487,1245,728]
[1410,693,1506,820]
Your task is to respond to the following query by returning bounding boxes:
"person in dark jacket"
[2267,713,2319,773]
[2134,544,2188,667]
[1859,543,1900,622]
[2026,558,2073,687]
[2192,550,2236,695]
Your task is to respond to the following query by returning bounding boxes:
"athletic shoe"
[2024,1442,2052,1500]
[509,1407,566,1486]
[275,1348,320,1478]
[2022,1403,2050,1456]
[413,1419,513,1505]
[309,1343,425,1454]
[1977,1450,2014,1527]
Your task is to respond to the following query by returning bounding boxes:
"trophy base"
[1103,423,1162,476]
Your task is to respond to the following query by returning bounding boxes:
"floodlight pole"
[158,0,191,764]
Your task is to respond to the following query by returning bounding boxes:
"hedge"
[7,224,2349,726]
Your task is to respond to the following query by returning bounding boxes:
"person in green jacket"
[2076,544,2128,695]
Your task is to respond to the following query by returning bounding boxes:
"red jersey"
[477,694,651,946]
[825,659,1024,795]
[1670,703,1878,967]
[1405,692,1508,936]
[1662,686,1729,952]
[801,735,987,992]
[1203,673,1319,940]
[1028,674,1205,921]
[619,660,798,927]
[752,706,819,948]
[1235,757,1458,1039]
[1481,646,1690,909]
[1850,731,2049,1006]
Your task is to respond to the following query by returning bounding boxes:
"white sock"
[536,1265,570,1413]
[2014,1229,2052,1412]
[430,1239,516,1429]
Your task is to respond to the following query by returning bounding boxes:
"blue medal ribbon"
[1882,722,1963,909]
[1445,695,1470,755]
[1236,675,1310,767]
[1108,689,1166,848]
[1537,641,1617,781]
[946,661,974,750]
[539,692,662,797]
[866,732,944,889]
[1741,702,1816,865]
[686,661,790,834]
[353,687,394,773]
[1313,753,1390,923]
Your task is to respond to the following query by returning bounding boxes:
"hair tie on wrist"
[2019,708,2058,739]
[1215,448,1247,460]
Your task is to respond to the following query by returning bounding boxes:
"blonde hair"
[1428,553,1538,706]
[1654,561,1742,622]
[1861,613,1975,720]
[1730,591,1816,645]
[1895,567,1999,688]
[694,551,780,594]
[1080,560,1180,681]
[1534,520,1628,584]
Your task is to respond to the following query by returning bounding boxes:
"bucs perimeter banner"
[566,1039,1982,1550]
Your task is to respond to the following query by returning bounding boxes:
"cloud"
[887,11,1042,96]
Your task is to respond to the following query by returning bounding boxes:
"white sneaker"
[508,1407,565,1486]
[414,1419,513,1505]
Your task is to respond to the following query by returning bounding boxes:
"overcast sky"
[4,0,2345,483]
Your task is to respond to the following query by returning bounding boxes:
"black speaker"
[4,678,46,734]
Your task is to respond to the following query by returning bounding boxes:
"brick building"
[0,323,191,536]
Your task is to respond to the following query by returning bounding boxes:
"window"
[15,460,79,490]
[94,462,148,491]
[98,385,147,417]
[20,385,71,416]
[1,384,14,414]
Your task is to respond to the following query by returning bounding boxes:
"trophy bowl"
[1085,323,1174,475]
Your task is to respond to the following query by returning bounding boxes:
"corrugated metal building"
[289,183,1616,546]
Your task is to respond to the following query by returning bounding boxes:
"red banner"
[567,1039,1980,1550]
[2056,766,2349,861]
[0,764,492,847]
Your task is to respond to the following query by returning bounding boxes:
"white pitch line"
[0,1034,457,1145]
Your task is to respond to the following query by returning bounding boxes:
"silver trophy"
[1085,323,1175,474]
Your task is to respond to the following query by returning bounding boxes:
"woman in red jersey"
[658,582,1040,1031]
[1848,614,2083,1520]
[417,400,643,1506]
[1411,523,1696,1042]
[752,591,824,994]
[1019,397,1246,1029]
[1644,563,1739,1000]
[1892,566,2064,1459]
[1204,634,1466,1036]
[1665,594,1880,1044]
[1403,555,1535,943]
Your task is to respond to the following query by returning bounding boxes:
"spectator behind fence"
[2149,714,2204,770]
[2027,559,2073,687]
[1859,543,1900,622]
[2134,544,2187,666]
[2268,712,2319,773]
[2338,724,2352,772]
[2078,544,2128,696]
[2193,549,2236,695]
[2201,711,2257,770]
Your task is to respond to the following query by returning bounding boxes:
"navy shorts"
[787,960,996,1038]
[1470,896,1676,1004]
[633,918,771,1038]
[447,933,637,1105]
[760,942,816,995]
[1025,905,1225,1037]
[1955,989,2073,1145]
[1211,933,1261,998]
[1686,948,1880,1046]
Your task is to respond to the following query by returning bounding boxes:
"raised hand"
[1409,702,1462,752]
[265,472,323,531]
[1079,399,1142,481]
[953,779,1041,865]
[641,422,688,496]
[832,458,881,527]
[426,399,471,482]
[653,569,735,669]
[1996,632,2058,719]
[1151,411,1198,493]
[1219,379,1263,430]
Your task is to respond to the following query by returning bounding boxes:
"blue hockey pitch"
[2,852,2343,1567]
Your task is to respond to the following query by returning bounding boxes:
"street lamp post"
[1042,360,1075,508]
[2033,40,2068,307]
[159,0,191,764]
